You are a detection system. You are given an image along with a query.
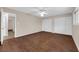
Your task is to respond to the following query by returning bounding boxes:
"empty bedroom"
[0,7,79,52]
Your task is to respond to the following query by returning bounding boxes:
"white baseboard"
[15,31,42,38]
[43,31,72,36]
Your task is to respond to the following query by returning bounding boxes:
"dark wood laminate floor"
[0,31,78,52]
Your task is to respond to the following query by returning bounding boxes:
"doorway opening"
[3,13,16,40]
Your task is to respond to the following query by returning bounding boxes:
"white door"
[3,13,8,36]
[1,9,4,45]
[1,9,8,45]
[0,12,1,44]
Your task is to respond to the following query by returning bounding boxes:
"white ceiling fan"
[38,7,48,17]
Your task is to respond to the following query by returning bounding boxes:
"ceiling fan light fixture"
[40,11,47,17]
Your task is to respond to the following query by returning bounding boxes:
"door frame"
[7,13,16,38]
[0,8,16,45]
[1,8,4,45]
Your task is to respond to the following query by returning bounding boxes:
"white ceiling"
[8,7,74,17]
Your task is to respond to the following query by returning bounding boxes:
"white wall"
[54,15,72,35]
[42,15,72,35]
[3,8,42,37]
[54,17,66,34]
[72,8,79,51]
[42,18,54,32]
